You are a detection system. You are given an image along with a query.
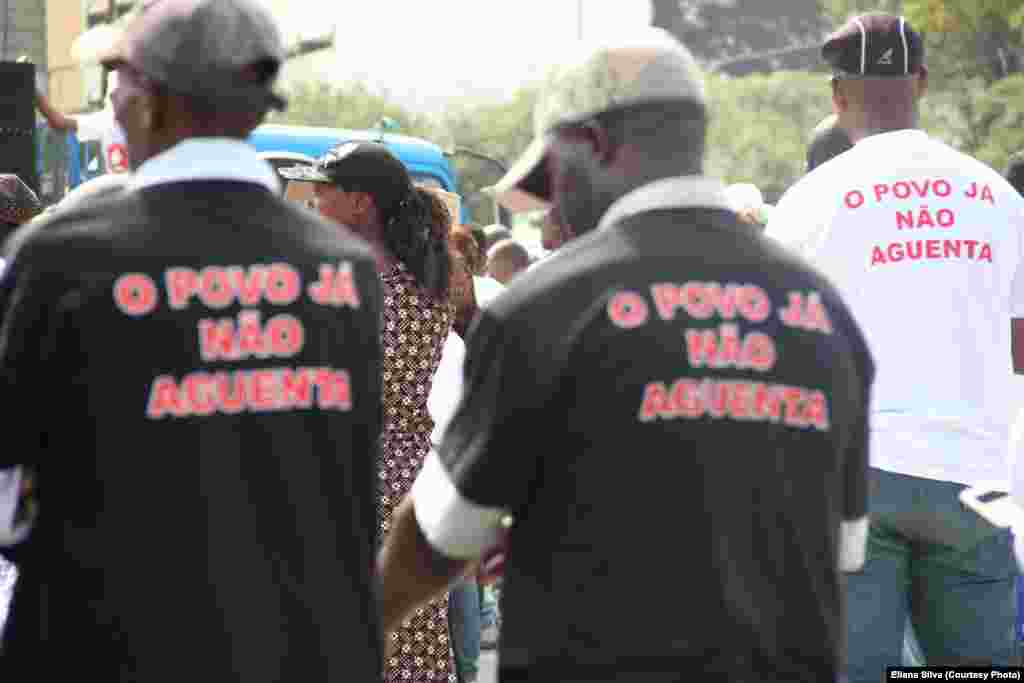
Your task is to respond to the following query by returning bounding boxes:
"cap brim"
[489,136,552,213]
[277,164,332,183]
[98,41,129,71]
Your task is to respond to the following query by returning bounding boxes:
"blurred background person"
[480,223,512,253]
[34,70,130,175]
[428,197,477,340]
[807,113,853,174]
[768,13,1023,676]
[1008,153,1024,197]
[283,141,454,683]
[0,175,42,244]
[486,238,531,285]
[430,210,504,683]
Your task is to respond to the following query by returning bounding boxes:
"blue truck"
[40,122,463,214]
[248,123,460,194]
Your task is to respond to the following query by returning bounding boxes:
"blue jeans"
[480,581,498,630]
[449,578,481,682]
[903,619,925,665]
[846,469,1018,682]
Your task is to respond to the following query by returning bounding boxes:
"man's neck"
[849,125,918,144]
[620,164,702,195]
[848,110,919,144]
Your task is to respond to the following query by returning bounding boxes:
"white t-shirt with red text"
[767,129,1024,489]
[74,108,130,174]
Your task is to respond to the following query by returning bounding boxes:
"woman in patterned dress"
[306,142,455,682]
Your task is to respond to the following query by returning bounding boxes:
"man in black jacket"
[0,1,384,679]
[378,27,875,683]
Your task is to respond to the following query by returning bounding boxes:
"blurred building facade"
[3,0,48,89]
[46,0,135,113]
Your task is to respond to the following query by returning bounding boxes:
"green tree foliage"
[922,73,1024,171]
[903,0,1024,33]
[268,80,439,138]
[822,0,1023,31]
[820,0,902,24]
[265,10,1021,220]
[969,74,1024,171]
[652,0,829,63]
[437,88,538,224]
[705,71,833,202]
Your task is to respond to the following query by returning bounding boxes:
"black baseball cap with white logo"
[823,12,924,79]
[280,142,418,215]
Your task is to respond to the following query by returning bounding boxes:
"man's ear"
[560,120,614,166]
[579,120,615,166]
[914,65,929,99]
[831,79,849,114]
[143,90,171,133]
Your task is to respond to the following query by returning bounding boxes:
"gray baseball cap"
[488,27,707,213]
[100,0,287,112]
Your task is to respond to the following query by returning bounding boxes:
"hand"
[14,470,38,527]
[382,631,398,670]
[476,533,509,585]
[736,207,763,226]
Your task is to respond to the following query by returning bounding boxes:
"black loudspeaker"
[0,62,38,195]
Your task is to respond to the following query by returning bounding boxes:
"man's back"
[0,182,382,680]
[470,203,872,681]
[768,130,1024,488]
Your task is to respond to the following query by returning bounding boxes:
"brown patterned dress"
[378,262,456,683]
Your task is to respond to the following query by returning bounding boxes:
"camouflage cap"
[0,175,42,226]
[490,27,707,213]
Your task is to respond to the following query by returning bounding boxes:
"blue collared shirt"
[131,137,280,194]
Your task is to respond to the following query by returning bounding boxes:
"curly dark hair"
[379,187,451,299]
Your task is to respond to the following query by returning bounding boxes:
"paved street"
[479,650,498,683]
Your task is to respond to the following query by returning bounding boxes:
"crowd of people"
[1,1,1024,682]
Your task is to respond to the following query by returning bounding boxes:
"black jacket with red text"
[0,181,383,681]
